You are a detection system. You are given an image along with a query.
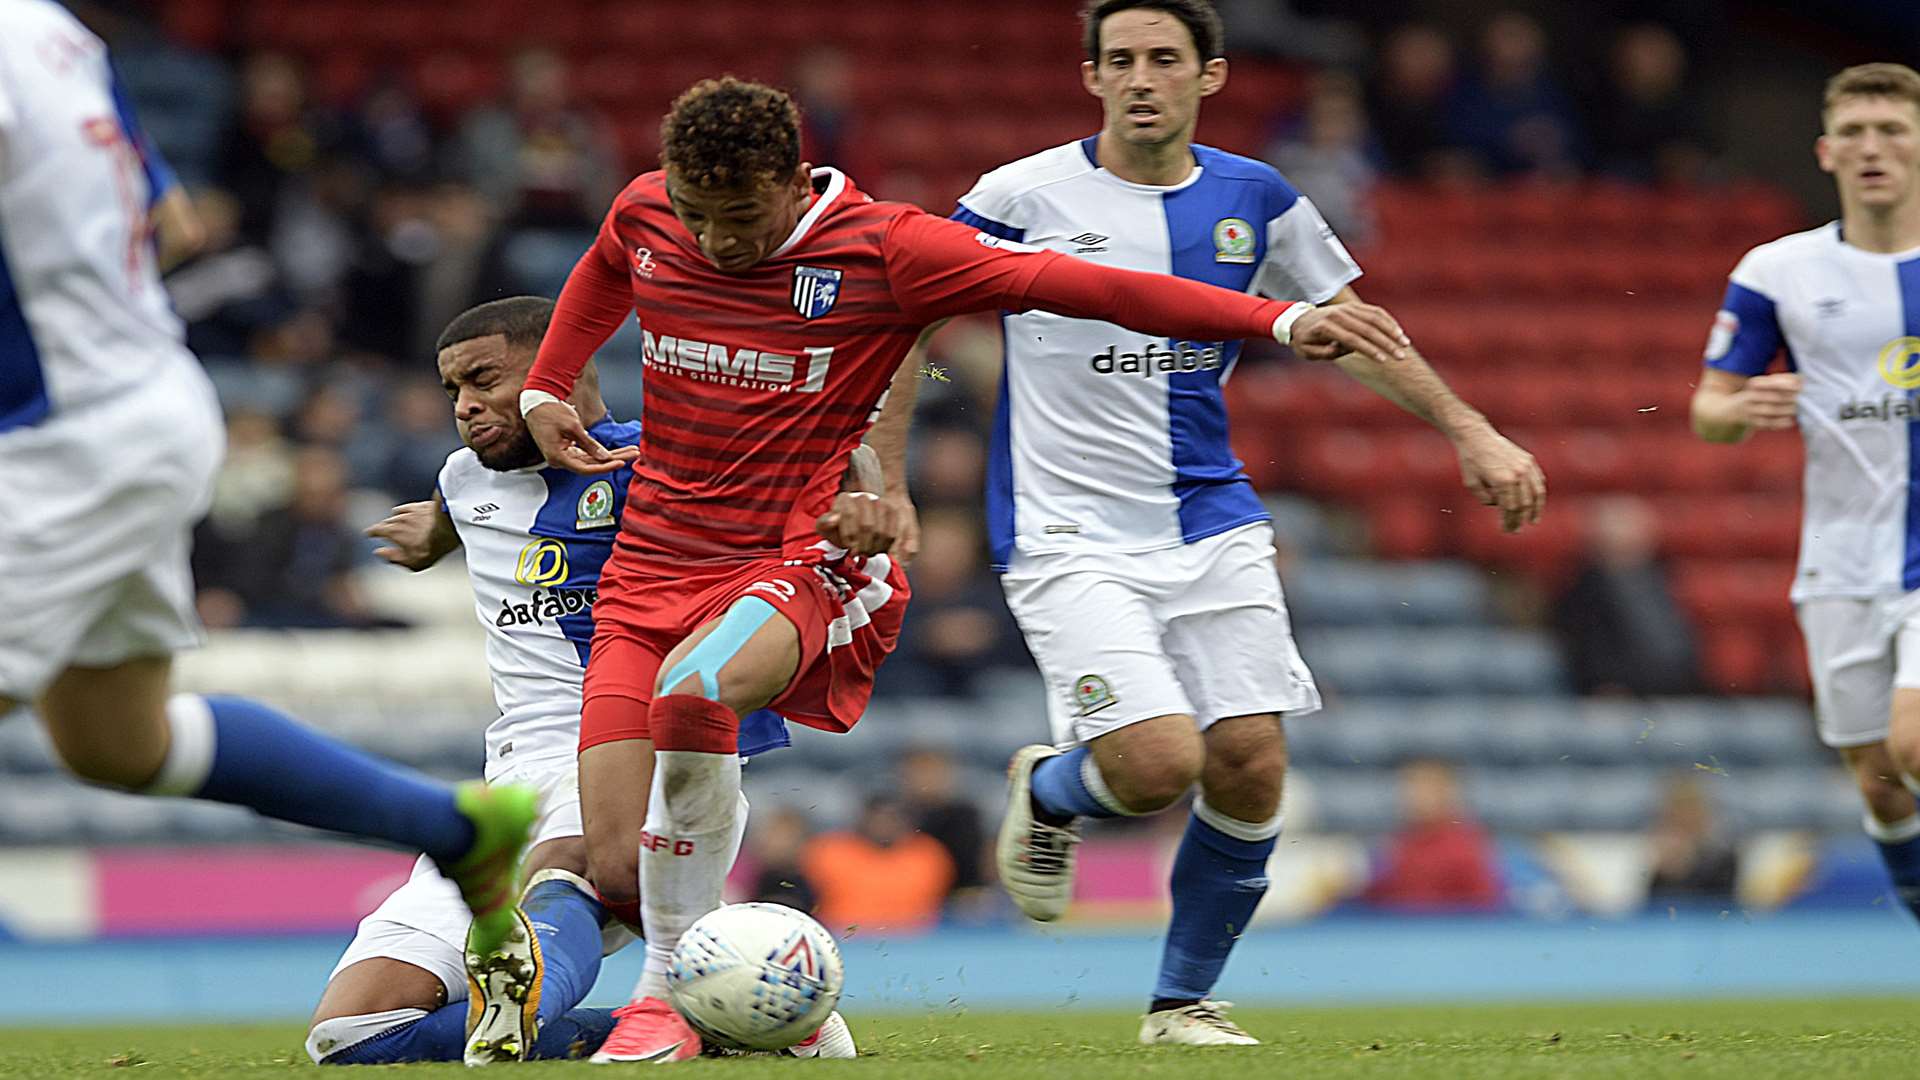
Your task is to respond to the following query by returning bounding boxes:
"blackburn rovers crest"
[791,265,843,319]
[1213,217,1256,264]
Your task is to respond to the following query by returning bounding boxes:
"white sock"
[630,753,744,1001]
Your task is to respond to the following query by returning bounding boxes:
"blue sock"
[523,878,608,1027]
[1030,745,1125,820]
[318,1004,463,1064]
[1152,804,1277,1007]
[531,1008,617,1060]
[185,695,473,865]
[317,1006,615,1064]
[1869,815,1920,920]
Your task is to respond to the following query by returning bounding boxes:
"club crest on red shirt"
[791,265,843,319]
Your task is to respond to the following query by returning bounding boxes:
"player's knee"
[1103,747,1203,813]
[1842,743,1915,821]
[586,833,641,911]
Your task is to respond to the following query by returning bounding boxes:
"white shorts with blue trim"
[326,751,586,1000]
[0,376,223,701]
[1002,522,1321,746]
[1796,593,1920,748]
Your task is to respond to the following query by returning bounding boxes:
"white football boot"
[995,744,1082,922]
[782,1011,856,1058]
[1138,1001,1260,1046]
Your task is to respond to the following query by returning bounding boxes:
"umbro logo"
[1068,231,1109,253]
[472,502,500,521]
[1816,297,1846,318]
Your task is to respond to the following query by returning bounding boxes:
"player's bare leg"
[593,603,798,1064]
[1135,714,1285,1048]
[34,656,537,957]
[1846,703,1920,920]
[581,735,656,930]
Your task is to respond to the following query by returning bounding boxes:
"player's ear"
[1814,134,1836,174]
[1081,60,1101,98]
[792,162,813,195]
[1199,57,1227,98]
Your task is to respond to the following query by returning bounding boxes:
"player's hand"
[1455,426,1546,533]
[525,401,639,474]
[816,492,900,557]
[1733,372,1802,431]
[366,500,458,571]
[1288,303,1410,364]
[881,491,921,566]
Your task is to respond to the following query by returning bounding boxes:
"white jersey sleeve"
[1251,183,1362,303]
[1703,246,1787,376]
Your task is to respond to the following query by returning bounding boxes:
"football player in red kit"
[516,77,1411,1062]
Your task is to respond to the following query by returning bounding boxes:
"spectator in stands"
[878,509,1030,698]
[745,805,820,914]
[1367,24,1468,180]
[1267,73,1378,245]
[900,747,989,903]
[1552,496,1703,697]
[911,426,989,510]
[793,47,863,180]
[802,795,956,934]
[1215,0,1366,67]
[1645,773,1740,905]
[231,446,392,629]
[1362,759,1504,912]
[164,187,292,363]
[192,410,297,631]
[1592,24,1711,185]
[1445,11,1583,176]
[453,49,618,296]
[355,379,463,499]
[215,53,341,247]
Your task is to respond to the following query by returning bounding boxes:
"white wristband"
[1270,302,1316,346]
[519,389,571,416]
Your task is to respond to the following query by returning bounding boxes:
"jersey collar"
[769,168,849,260]
[1078,134,1206,193]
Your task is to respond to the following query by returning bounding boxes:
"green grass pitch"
[2,999,1916,1077]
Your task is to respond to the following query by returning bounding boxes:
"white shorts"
[0,376,223,701]
[327,752,585,1001]
[1002,523,1321,746]
[1796,593,1920,748]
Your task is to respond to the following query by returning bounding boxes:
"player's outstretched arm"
[863,325,942,565]
[1320,288,1545,532]
[882,213,1410,364]
[366,495,460,571]
[1691,368,1799,443]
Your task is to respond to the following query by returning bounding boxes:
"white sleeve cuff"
[1270,302,1315,346]
[518,389,571,416]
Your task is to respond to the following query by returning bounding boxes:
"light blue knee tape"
[660,597,779,700]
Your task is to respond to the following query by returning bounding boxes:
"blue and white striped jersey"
[955,137,1361,570]
[438,416,789,763]
[0,0,195,434]
[1706,222,1920,600]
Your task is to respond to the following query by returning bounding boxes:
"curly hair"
[660,77,803,190]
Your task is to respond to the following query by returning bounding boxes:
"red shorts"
[579,551,910,751]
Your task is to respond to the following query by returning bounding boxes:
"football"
[666,902,845,1051]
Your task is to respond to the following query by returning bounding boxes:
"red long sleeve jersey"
[524,168,1296,568]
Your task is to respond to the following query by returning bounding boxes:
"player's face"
[666,165,814,272]
[438,334,542,471]
[1082,9,1226,150]
[1818,96,1920,211]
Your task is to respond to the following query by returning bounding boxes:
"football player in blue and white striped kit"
[1692,63,1920,924]
[955,0,1544,1046]
[0,0,535,968]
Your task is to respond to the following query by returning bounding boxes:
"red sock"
[648,694,739,754]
